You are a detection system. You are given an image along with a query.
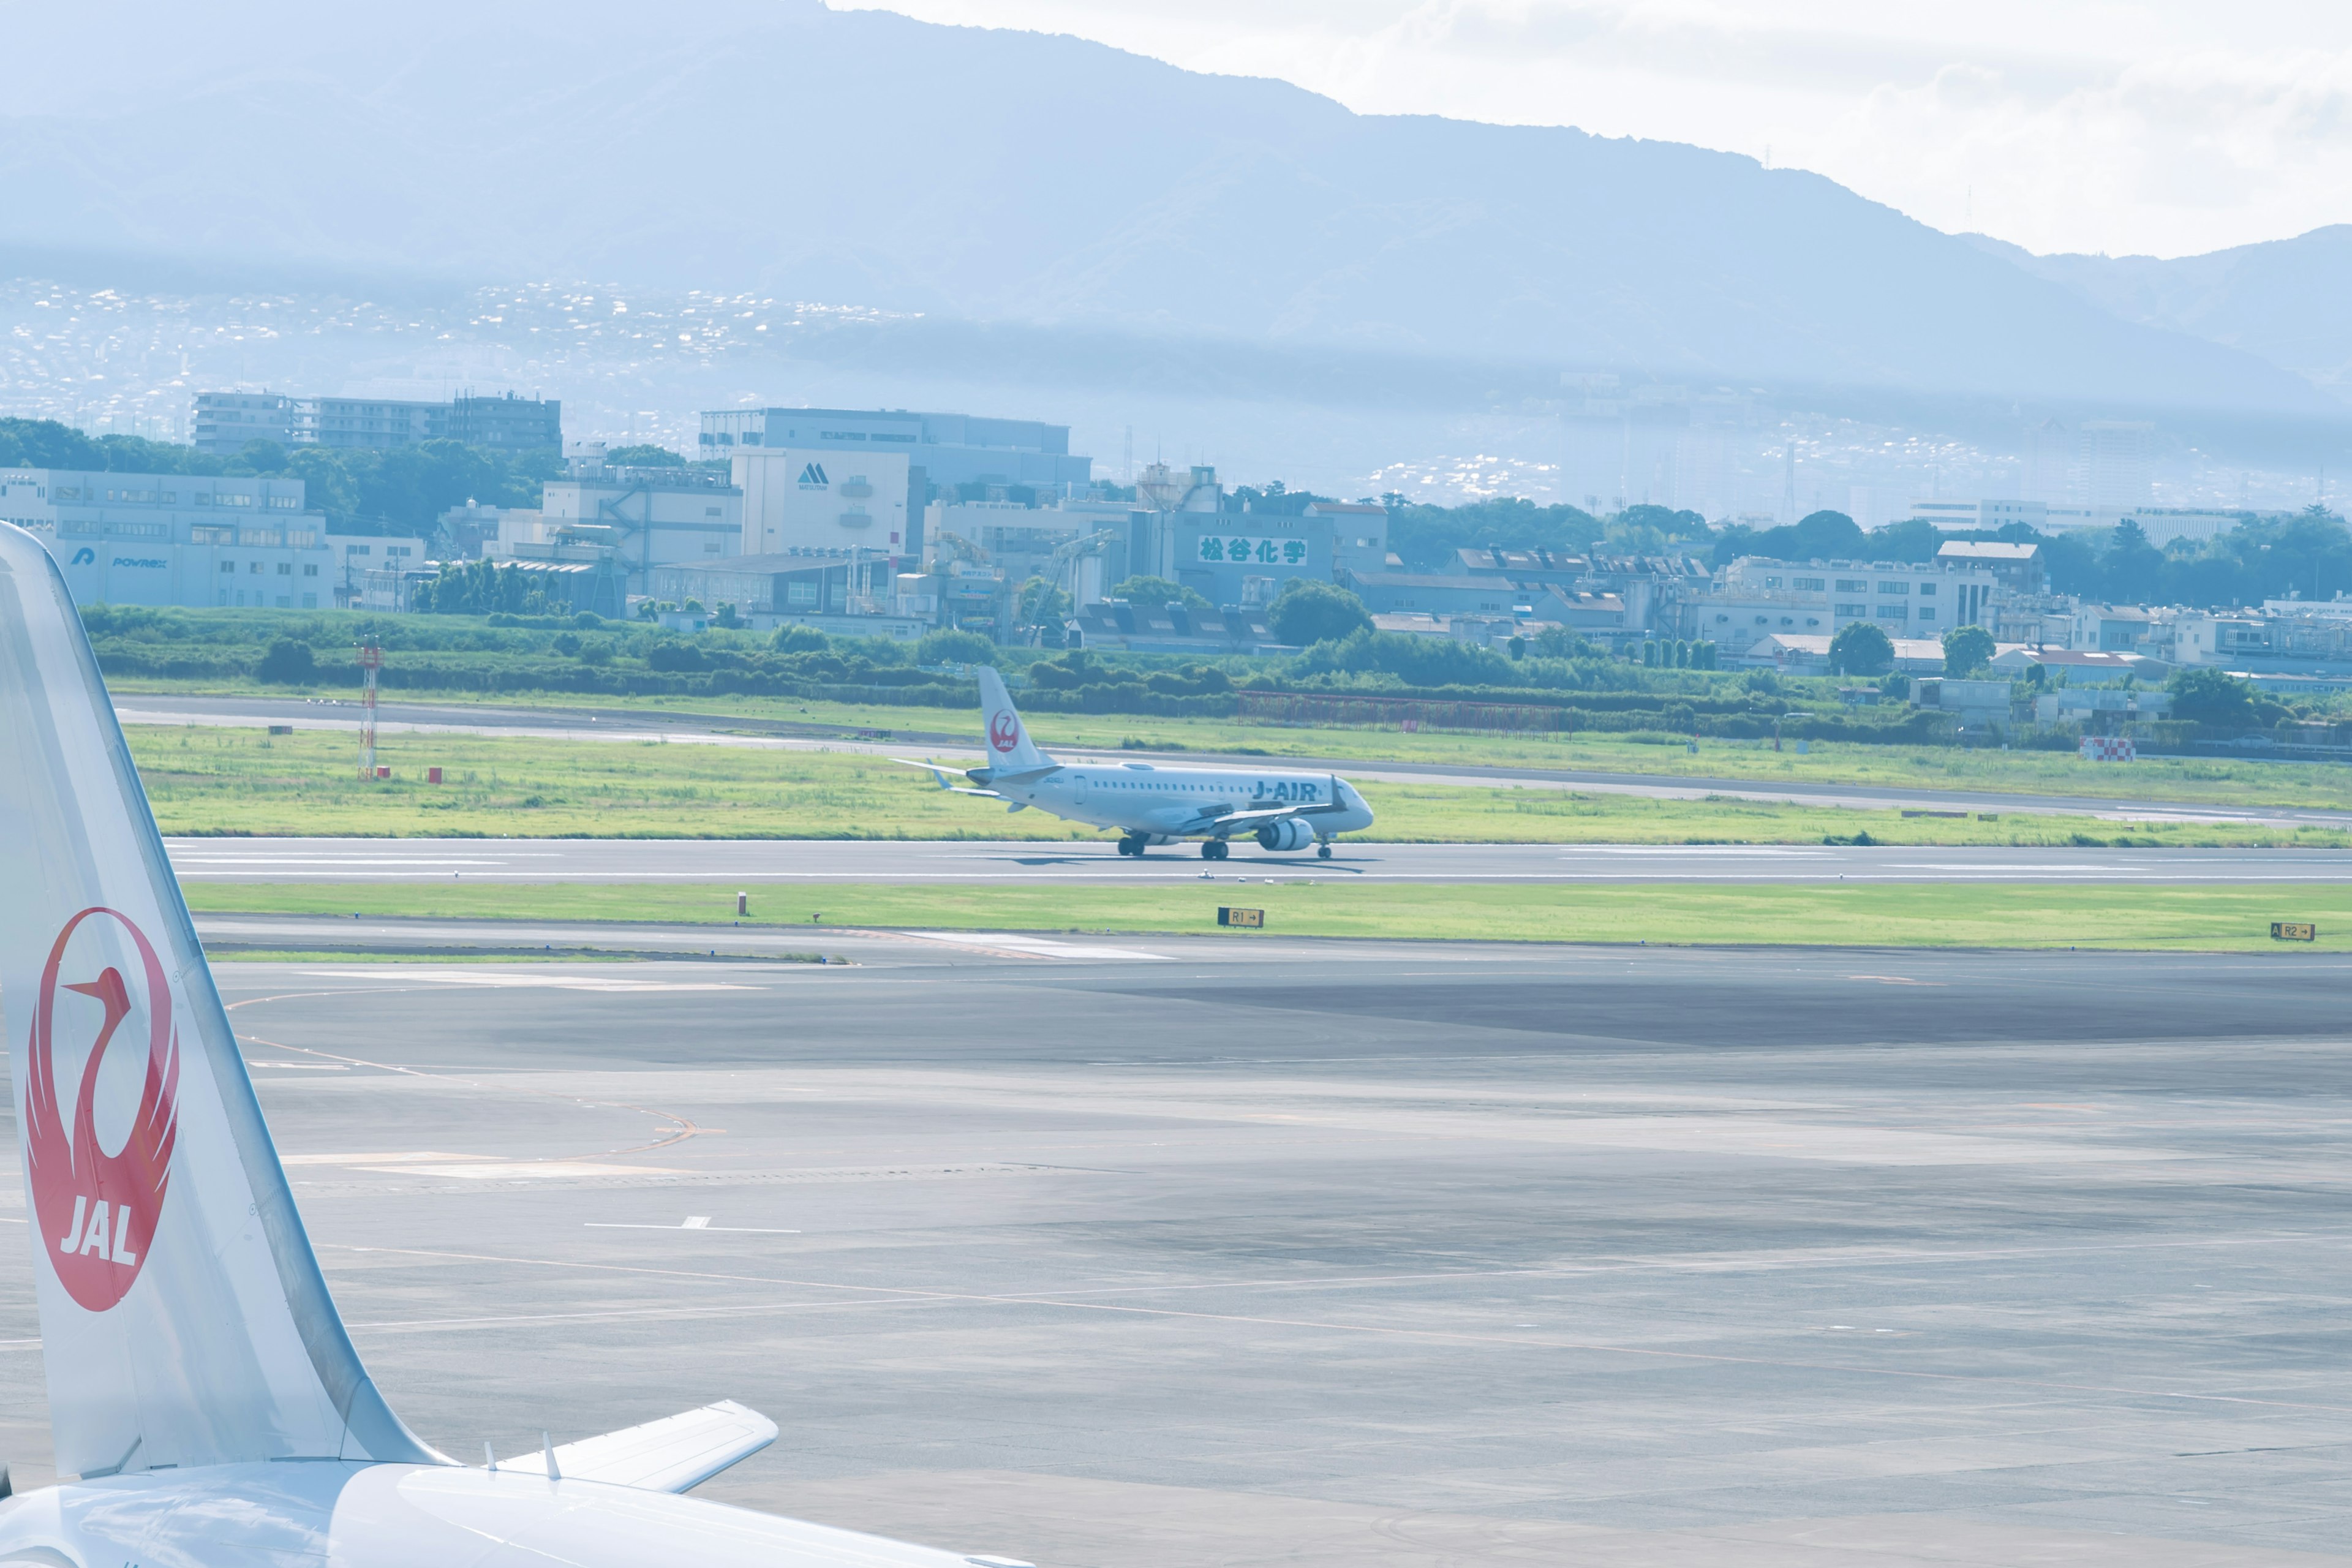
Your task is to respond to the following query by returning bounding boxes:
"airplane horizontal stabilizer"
[496,1400,778,1493]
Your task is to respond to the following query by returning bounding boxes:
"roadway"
[2,938,2345,1565]
[116,692,2352,829]
[166,836,2352,884]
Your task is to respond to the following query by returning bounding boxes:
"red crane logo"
[989,711,1022,754]
[25,908,181,1311]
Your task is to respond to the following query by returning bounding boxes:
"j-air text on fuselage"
[0,518,1031,1568]
[899,668,1376,861]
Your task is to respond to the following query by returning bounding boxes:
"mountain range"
[0,0,2346,452]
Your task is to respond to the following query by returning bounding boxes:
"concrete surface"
[165,837,2352,884]
[5,937,2350,1565]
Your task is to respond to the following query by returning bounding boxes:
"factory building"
[700,407,1091,492]
[0,467,420,609]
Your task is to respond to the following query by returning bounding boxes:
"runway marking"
[284,1152,483,1166]
[247,1060,352,1069]
[899,932,1175,962]
[316,1237,2352,1418]
[309,970,751,992]
[225,996,709,1162]
[1845,975,1948,987]
[584,1218,802,1233]
[363,1161,683,1179]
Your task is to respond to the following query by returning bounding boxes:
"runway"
[166,835,2352,884]
[2,939,2344,1566]
[117,692,2352,829]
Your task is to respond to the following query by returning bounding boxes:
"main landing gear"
[1317,842,1333,859]
[1200,839,1230,861]
[1117,834,1147,856]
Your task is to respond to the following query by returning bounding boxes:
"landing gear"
[1200,839,1229,861]
[1117,835,1146,857]
[1317,842,1333,859]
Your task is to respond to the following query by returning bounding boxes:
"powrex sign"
[989,710,1022,753]
[25,907,181,1311]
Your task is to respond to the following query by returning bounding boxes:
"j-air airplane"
[900,668,1375,860]
[0,519,1035,1567]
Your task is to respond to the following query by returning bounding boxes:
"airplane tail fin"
[976,666,1051,772]
[0,523,443,1478]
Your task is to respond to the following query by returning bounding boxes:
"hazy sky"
[846,1,2352,258]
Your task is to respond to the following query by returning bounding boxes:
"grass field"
[111,675,2352,810]
[125,725,2352,847]
[180,879,2352,952]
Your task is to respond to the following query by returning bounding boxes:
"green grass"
[111,674,2352,810]
[179,880,2352,952]
[126,725,2351,847]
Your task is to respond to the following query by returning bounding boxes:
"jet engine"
[1256,818,1317,851]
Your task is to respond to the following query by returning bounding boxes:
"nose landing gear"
[1200,839,1229,861]
[1317,842,1333,859]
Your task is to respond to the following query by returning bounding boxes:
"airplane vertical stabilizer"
[976,666,1052,772]
[0,522,442,1477]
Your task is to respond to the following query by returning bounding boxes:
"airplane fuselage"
[986,761,1375,848]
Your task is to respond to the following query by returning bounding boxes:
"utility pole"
[357,637,382,780]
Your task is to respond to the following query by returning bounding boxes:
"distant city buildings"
[191,390,562,454]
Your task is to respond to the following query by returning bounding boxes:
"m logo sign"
[26,908,182,1312]
[797,463,829,488]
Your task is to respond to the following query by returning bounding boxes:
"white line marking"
[584,1221,803,1233]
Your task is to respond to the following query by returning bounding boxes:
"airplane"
[0,520,1033,1567]
[900,668,1375,860]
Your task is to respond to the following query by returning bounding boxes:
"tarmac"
[4,935,2349,1566]
[116,692,2352,829]
[166,836,2352,884]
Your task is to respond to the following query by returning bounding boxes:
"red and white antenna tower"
[356,636,382,780]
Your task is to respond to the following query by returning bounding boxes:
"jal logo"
[797,462,829,488]
[26,908,181,1311]
[69,547,95,565]
[989,711,1021,753]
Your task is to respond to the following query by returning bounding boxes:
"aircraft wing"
[1189,802,1343,837]
[496,1400,778,1493]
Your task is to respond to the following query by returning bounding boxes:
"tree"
[1942,624,1996,677]
[256,639,316,684]
[1386,497,1605,570]
[2102,519,2164,604]
[1017,576,1072,627]
[772,625,831,653]
[1829,620,1894,676]
[1716,509,1864,565]
[1108,575,1212,612]
[2167,667,2263,731]
[605,444,685,467]
[1866,518,1946,564]
[1268,578,1371,646]
[238,439,290,474]
[916,628,997,665]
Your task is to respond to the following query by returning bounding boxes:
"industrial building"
[531,462,743,588]
[699,407,1091,491]
[0,466,421,609]
[731,447,919,559]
